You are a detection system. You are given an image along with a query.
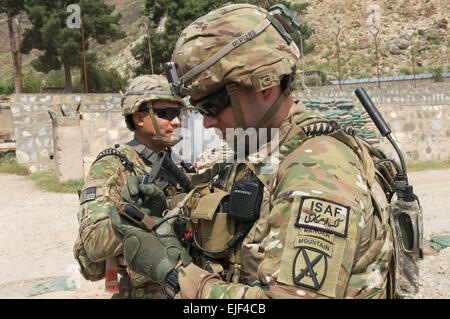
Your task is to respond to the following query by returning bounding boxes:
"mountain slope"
[0,0,448,84]
[297,0,449,81]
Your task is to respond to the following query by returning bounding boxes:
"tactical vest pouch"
[391,199,423,297]
[73,235,105,281]
[189,187,235,259]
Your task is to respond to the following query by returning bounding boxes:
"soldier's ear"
[132,112,146,128]
[261,85,279,102]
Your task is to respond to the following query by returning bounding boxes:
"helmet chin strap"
[134,102,180,148]
[255,82,294,129]
[134,130,180,148]
[224,81,293,158]
[225,80,294,131]
[226,83,248,130]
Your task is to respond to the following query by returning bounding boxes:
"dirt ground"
[0,169,448,299]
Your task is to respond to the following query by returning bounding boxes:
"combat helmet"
[121,74,185,146]
[167,3,302,129]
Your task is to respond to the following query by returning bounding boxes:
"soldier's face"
[192,89,248,139]
[192,86,278,140]
[135,100,181,139]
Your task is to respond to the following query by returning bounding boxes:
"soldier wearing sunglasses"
[74,74,194,299]
[110,3,397,300]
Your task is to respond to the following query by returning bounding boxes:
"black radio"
[227,170,263,223]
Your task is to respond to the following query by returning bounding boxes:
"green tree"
[0,0,25,93]
[431,67,444,83]
[79,59,129,93]
[21,0,125,92]
[132,0,314,75]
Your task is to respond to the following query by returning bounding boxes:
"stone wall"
[375,104,448,162]
[305,82,449,105]
[8,82,449,176]
[79,111,133,174]
[304,82,450,162]
[9,94,132,174]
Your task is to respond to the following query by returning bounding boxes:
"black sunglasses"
[144,107,181,121]
[189,87,231,116]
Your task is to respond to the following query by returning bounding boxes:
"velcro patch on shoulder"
[80,187,97,205]
[295,197,350,237]
[277,192,350,298]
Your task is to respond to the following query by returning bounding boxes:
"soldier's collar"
[245,111,308,186]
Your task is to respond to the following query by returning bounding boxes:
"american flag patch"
[80,187,97,205]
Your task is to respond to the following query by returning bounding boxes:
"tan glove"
[177,263,221,299]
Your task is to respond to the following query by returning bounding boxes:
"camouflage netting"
[302,97,380,145]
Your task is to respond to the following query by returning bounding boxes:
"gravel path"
[0,169,448,299]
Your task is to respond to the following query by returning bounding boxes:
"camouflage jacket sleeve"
[77,146,144,263]
[178,134,393,299]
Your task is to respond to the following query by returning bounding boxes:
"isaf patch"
[292,247,327,290]
[295,197,350,237]
[278,193,349,297]
[80,187,97,205]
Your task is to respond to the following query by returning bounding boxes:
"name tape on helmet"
[179,18,272,87]
[232,30,257,47]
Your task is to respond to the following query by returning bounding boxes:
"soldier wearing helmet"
[74,74,193,299]
[110,3,396,299]
[121,74,185,149]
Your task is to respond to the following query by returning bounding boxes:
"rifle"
[121,151,192,231]
[128,151,192,204]
[150,151,192,193]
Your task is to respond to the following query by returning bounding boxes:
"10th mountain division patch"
[292,246,328,290]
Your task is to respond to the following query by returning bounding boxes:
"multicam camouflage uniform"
[168,3,396,298]
[177,102,395,299]
[73,75,185,299]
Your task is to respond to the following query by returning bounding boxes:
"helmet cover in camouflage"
[172,3,300,96]
[121,74,185,120]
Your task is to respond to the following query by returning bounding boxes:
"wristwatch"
[164,265,181,299]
